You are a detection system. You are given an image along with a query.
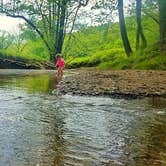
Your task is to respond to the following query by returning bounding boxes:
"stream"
[0,69,166,166]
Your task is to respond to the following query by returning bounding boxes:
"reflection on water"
[0,70,58,93]
[0,70,166,166]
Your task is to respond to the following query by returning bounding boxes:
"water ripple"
[0,70,165,166]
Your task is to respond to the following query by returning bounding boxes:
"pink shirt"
[56,57,65,68]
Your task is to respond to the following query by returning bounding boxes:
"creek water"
[0,69,166,166]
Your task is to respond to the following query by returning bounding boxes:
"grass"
[67,44,166,70]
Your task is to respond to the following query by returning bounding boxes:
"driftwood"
[0,53,56,69]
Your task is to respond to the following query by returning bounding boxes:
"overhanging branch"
[5,13,52,52]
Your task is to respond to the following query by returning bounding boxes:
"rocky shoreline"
[60,68,166,99]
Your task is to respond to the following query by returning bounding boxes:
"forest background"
[0,0,165,70]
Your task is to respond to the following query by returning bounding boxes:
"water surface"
[0,69,166,166]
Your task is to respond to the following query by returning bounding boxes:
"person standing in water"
[55,53,65,82]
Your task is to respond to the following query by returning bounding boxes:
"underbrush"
[67,48,125,68]
[67,45,166,70]
[0,40,49,61]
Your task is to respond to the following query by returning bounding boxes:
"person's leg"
[61,68,63,76]
[57,67,62,82]
[58,68,63,76]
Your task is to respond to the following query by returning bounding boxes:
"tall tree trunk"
[136,0,147,50]
[158,0,166,44]
[50,1,60,62]
[0,0,3,12]
[50,0,67,62]
[140,28,147,48]
[118,0,132,56]
[57,4,66,53]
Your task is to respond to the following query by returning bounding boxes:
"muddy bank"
[0,53,55,69]
[60,68,166,99]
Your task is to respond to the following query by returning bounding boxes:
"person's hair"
[56,53,62,58]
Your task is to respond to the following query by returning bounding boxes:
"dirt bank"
[0,53,56,69]
[60,68,166,99]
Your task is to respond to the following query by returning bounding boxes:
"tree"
[91,0,117,24]
[0,0,89,62]
[13,26,27,53]
[142,0,159,25]
[0,0,3,12]
[20,24,38,41]
[136,0,147,49]
[0,30,14,49]
[158,0,166,44]
[88,0,133,56]
[118,0,132,56]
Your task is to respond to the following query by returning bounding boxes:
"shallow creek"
[0,70,166,166]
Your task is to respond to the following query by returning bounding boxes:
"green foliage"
[132,46,166,70]
[0,30,14,49]
[23,40,49,61]
[65,15,165,70]
[99,46,166,70]
[0,39,50,61]
[67,48,125,68]
[0,13,164,70]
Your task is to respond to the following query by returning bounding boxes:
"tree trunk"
[50,0,67,62]
[118,0,132,56]
[0,0,3,12]
[57,4,66,53]
[136,0,147,50]
[158,0,166,44]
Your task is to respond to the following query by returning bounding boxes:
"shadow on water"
[122,110,166,165]
[0,70,165,166]
[31,102,67,166]
[149,97,166,109]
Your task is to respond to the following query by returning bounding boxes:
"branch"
[6,13,52,52]
[35,0,49,38]
[64,4,81,53]
[143,10,159,24]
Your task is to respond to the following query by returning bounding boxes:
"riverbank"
[0,53,56,69]
[60,68,166,99]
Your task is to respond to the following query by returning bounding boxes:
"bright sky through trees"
[0,0,130,33]
[0,15,24,33]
